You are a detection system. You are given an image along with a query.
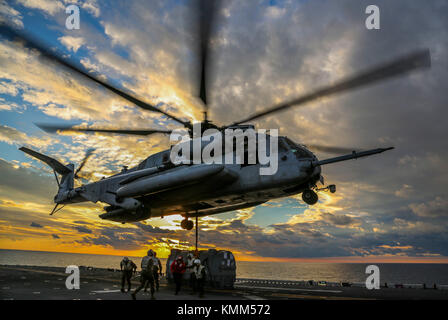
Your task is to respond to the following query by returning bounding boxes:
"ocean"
[1,249,448,285]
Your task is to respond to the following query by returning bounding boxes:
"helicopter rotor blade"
[227,49,431,126]
[0,24,192,130]
[74,148,96,179]
[36,123,174,137]
[198,0,219,118]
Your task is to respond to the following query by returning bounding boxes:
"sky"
[0,0,447,262]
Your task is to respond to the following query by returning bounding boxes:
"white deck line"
[236,285,342,293]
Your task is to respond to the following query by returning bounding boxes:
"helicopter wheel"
[181,219,194,230]
[302,189,318,205]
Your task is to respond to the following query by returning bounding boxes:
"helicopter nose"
[314,164,321,176]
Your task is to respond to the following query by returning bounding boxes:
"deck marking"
[91,289,121,293]
[236,285,342,293]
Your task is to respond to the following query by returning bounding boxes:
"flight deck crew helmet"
[123,257,129,262]
[147,249,154,256]
[177,256,183,260]
[193,259,201,265]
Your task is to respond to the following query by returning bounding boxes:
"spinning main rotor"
[0,0,431,154]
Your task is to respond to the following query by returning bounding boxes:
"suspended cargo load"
[166,249,236,289]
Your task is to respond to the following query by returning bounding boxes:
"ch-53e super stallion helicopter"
[1,1,430,230]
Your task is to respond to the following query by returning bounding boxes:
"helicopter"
[1,1,430,230]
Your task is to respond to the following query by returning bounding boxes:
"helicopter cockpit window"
[284,137,313,158]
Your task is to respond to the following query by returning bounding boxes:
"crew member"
[145,251,163,292]
[170,255,186,295]
[120,257,136,293]
[193,258,206,298]
[132,255,155,300]
[186,252,195,293]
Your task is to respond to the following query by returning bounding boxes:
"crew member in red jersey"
[170,256,186,295]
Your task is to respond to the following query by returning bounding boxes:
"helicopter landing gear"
[181,218,194,230]
[316,184,336,193]
[302,189,318,205]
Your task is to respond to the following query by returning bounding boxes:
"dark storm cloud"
[187,212,448,259]
[73,225,92,234]
[224,219,249,232]
[78,228,145,250]
[136,222,172,234]
[74,223,175,251]
[321,212,360,227]
[409,197,448,218]
[72,220,90,225]
[0,159,56,203]
[30,222,43,228]
[52,234,60,239]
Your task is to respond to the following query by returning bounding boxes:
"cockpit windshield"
[283,137,314,158]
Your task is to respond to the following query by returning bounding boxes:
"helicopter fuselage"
[59,135,322,223]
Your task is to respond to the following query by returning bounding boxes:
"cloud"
[0,125,56,148]
[80,0,100,17]
[58,36,85,53]
[0,81,19,96]
[30,222,43,228]
[395,184,414,198]
[0,158,56,204]
[321,212,361,227]
[409,197,448,218]
[73,225,92,234]
[16,0,64,16]
[52,234,60,239]
[0,2,24,28]
[136,223,172,234]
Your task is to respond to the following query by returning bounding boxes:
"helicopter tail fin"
[19,146,74,195]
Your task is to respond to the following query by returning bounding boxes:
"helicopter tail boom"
[314,147,394,166]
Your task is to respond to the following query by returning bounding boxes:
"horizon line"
[1,247,448,264]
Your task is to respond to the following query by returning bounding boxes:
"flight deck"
[1,265,447,300]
